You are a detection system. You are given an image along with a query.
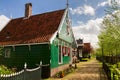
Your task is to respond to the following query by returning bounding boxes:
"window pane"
[5,49,11,58]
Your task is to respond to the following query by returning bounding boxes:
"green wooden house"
[0,3,76,77]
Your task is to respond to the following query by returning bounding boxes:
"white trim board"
[50,8,68,44]
[0,42,49,47]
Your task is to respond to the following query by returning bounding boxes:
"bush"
[0,65,14,74]
[54,65,75,78]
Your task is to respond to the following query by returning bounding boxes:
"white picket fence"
[0,62,42,80]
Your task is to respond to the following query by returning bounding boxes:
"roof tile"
[0,9,65,45]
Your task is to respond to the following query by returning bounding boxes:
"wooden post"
[40,61,42,79]
[75,63,77,69]
[40,61,42,67]
[24,62,27,80]
[24,62,27,69]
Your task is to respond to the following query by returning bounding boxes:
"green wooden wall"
[0,44,50,69]
[50,13,73,69]
[58,16,74,43]
[50,38,70,68]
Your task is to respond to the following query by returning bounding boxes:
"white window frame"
[5,49,11,58]
[79,49,82,57]
[64,46,68,56]
[63,43,70,56]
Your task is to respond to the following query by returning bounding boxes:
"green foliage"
[54,66,75,78]
[0,47,4,56]
[98,9,120,56]
[97,0,120,57]
[104,62,120,80]
[105,0,120,14]
[0,65,14,74]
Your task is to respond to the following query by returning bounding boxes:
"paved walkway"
[46,58,108,80]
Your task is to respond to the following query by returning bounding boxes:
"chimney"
[25,3,32,17]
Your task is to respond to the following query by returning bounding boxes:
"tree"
[82,43,93,58]
[98,1,120,56]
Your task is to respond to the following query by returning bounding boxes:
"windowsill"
[64,55,68,56]
[58,62,63,65]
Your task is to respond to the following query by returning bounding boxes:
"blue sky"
[0,0,67,18]
[0,0,117,47]
[0,0,107,20]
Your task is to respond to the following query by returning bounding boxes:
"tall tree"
[98,0,120,56]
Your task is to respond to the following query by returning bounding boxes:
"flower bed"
[53,64,76,78]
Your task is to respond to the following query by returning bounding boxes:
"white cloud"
[97,0,120,8]
[70,5,95,16]
[98,1,108,7]
[0,15,10,31]
[108,0,111,5]
[72,18,103,48]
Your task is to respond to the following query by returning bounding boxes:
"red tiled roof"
[0,9,65,45]
[82,43,91,54]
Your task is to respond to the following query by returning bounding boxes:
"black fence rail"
[0,62,42,80]
[96,55,120,64]
[96,56,103,62]
[103,62,111,80]
[103,56,120,64]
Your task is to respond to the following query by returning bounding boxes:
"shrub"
[0,65,14,74]
[54,65,75,78]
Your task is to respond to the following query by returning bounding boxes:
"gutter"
[0,42,50,47]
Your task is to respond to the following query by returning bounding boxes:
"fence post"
[40,61,42,79]
[24,62,27,80]
[40,61,42,67]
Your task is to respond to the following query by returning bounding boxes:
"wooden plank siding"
[50,38,71,69]
[58,16,73,43]
[0,44,50,70]
[50,15,73,69]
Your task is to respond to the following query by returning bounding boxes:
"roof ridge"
[33,9,66,16]
[12,9,66,20]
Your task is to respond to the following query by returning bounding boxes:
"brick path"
[46,58,108,80]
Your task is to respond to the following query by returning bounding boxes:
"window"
[62,46,71,56]
[62,46,66,56]
[64,47,68,56]
[65,47,70,56]
[67,47,70,56]
[58,45,62,64]
[5,49,11,58]
[79,50,82,57]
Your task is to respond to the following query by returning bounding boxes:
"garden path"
[46,58,108,80]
